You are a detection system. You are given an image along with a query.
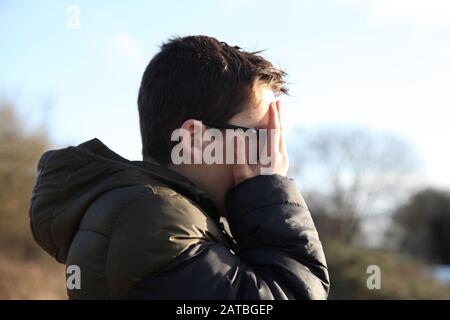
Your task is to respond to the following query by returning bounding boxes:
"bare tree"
[288,126,421,244]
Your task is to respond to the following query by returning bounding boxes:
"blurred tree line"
[0,99,48,254]
[1,98,449,299]
[394,188,450,265]
[0,98,65,299]
[288,126,450,299]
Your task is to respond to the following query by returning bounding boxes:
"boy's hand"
[232,101,289,186]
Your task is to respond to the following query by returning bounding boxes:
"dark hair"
[138,35,288,164]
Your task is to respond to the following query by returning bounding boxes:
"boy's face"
[170,83,279,168]
[228,83,277,131]
[169,83,280,215]
[176,82,279,165]
[199,83,278,167]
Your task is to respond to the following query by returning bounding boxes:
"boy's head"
[138,35,288,164]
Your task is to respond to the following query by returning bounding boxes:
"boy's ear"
[180,119,195,132]
[179,119,204,162]
[179,119,193,153]
[180,119,201,144]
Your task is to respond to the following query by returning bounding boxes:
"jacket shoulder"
[67,184,224,299]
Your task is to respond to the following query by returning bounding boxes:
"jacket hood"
[29,138,216,263]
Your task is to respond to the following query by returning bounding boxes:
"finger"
[233,134,252,172]
[268,102,280,157]
[277,101,287,155]
[233,136,252,185]
[276,100,282,124]
[269,101,280,130]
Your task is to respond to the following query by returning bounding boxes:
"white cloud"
[335,0,450,28]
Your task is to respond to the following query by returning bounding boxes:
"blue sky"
[1,0,449,187]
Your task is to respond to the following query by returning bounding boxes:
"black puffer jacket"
[29,138,330,299]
